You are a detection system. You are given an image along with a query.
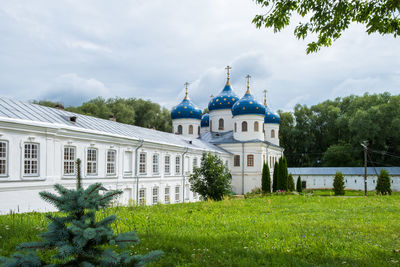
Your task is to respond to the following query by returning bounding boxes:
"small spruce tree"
[272,162,279,192]
[333,171,345,196]
[282,157,289,191]
[376,169,392,195]
[288,173,295,191]
[0,159,163,266]
[261,162,271,193]
[296,176,302,193]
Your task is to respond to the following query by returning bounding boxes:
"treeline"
[279,92,400,167]
[33,97,172,133]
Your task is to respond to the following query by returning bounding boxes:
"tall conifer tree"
[272,161,279,192]
[261,162,271,193]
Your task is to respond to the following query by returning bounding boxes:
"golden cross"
[264,89,268,106]
[245,74,251,94]
[225,65,232,79]
[184,82,189,99]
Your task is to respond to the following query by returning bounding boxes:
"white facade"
[172,118,201,138]
[264,123,280,146]
[232,115,265,141]
[209,109,234,133]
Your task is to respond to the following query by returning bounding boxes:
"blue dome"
[232,92,266,117]
[208,82,239,111]
[201,113,209,127]
[171,98,202,120]
[264,106,280,124]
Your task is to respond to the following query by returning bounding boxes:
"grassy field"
[1,193,400,266]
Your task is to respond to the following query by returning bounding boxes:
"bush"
[376,169,392,195]
[261,163,271,193]
[296,176,302,193]
[333,172,345,196]
[189,152,232,201]
[272,162,278,192]
[288,174,295,191]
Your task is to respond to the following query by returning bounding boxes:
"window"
[218,118,224,130]
[152,154,159,174]
[185,184,190,200]
[198,126,200,135]
[193,191,197,199]
[124,151,133,175]
[175,186,180,203]
[139,188,146,205]
[189,125,193,134]
[106,150,116,175]
[152,187,159,205]
[210,120,212,131]
[192,157,198,172]
[175,156,181,174]
[242,121,248,132]
[139,152,146,174]
[0,141,7,176]
[164,187,170,204]
[164,155,170,174]
[225,160,229,167]
[63,146,75,175]
[234,155,240,167]
[24,143,39,176]
[234,123,237,132]
[247,154,254,167]
[177,125,183,135]
[254,121,259,132]
[271,129,275,138]
[87,148,97,175]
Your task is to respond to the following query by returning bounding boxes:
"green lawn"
[1,194,400,266]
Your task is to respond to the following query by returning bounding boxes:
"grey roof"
[201,131,282,149]
[288,167,400,176]
[0,97,227,154]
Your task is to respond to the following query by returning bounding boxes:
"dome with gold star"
[208,65,239,111]
[171,84,202,120]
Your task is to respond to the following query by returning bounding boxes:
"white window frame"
[63,146,76,176]
[164,186,170,204]
[152,186,159,205]
[0,141,8,177]
[106,149,117,176]
[86,148,98,176]
[192,157,198,172]
[164,155,170,175]
[175,156,181,175]
[23,143,39,177]
[139,188,146,205]
[247,154,254,167]
[175,186,180,203]
[139,152,147,175]
[152,153,159,174]
[123,150,133,176]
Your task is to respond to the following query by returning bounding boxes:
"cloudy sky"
[0,0,399,112]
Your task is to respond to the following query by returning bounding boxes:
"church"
[0,66,282,213]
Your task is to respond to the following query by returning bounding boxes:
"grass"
[1,193,400,266]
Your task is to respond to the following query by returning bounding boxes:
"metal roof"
[288,167,400,176]
[0,97,227,154]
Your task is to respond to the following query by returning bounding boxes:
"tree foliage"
[33,96,172,133]
[261,162,271,193]
[253,0,400,53]
[0,159,162,266]
[296,176,302,193]
[189,152,232,201]
[279,93,400,167]
[288,173,295,191]
[376,169,392,195]
[272,161,278,192]
[333,171,345,196]
[277,157,289,191]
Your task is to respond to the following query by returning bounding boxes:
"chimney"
[70,116,77,123]
[109,115,116,122]
[55,104,64,110]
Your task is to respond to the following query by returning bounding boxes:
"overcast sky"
[0,0,399,112]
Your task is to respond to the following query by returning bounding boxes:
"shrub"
[376,169,392,195]
[261,162,271,193]
[333,171,345,196]
[189,152,232,201]
[288,173,295,191]
[272,162,278,192]
[296,176,302,193]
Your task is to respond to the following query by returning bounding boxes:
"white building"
[0,66,283,213]
[288,167,400,191]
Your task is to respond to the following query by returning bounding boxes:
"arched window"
[189,125,193,134]
[218,118,224,130]
[198,126,200,135]
[271,129,275,138]
[234,122,237,132]
[177,125,183,135]
[254,121,259,132]
[210,120,212,131]
[242,121,248,132]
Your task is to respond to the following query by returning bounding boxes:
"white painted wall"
[233,114,265,141]
[209,109,234,132]
[172,118,201,138]
[264,123,280,146]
